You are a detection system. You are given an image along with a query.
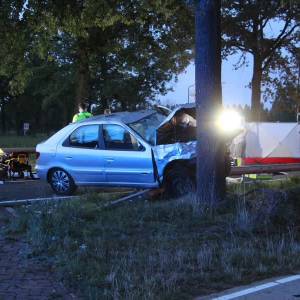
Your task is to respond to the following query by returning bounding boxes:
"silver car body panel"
[36,124,78,180]
[153,141,197,180]
[36,106,196,189]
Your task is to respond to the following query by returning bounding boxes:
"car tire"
[164,166,196,199]
[49,168,77,196]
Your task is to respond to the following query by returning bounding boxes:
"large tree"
[222,0,299,120]
[23,0,194,110]
[0,0,32,95]
[196,0,224,205]
[0,0,195,131]
[0,0,34,133]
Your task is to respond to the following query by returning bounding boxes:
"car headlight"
[215,109,244,133]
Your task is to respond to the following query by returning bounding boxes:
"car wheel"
[164,166,196,199]
[49,168,76,195]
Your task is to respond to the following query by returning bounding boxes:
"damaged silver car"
[36,104,203,196]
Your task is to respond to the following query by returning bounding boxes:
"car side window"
[103,124,141,151]
[68,125,99,149]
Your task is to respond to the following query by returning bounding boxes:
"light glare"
[216,110,243,133]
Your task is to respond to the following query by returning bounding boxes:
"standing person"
[72,102,93,123]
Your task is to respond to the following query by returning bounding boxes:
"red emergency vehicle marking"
[244,157,300,165]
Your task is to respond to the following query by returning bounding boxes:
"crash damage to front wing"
[153,141,197,178]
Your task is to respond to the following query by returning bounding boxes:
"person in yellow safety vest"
[72,102,93,123]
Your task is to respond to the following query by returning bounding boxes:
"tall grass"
[5,184,300,299]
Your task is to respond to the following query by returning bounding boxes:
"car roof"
[78,103,195,126]
[177,103,195,109]
[79,109,161,125]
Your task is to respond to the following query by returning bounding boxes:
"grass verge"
[4,183,300,299]
[0,134,48,148]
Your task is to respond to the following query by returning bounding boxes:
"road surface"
[200,274,300,300]
[0,171,297,202]
[0,180,133,202]
[0,180,53,201]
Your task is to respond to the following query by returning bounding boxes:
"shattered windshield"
[128,112,166,145]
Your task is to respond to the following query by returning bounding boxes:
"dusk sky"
[158,53,253,108]
[158,20,286,108]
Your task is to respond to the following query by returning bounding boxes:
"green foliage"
[1,0,297,130]
[0,1,31,95]
[0,0,194,133]
[268,81,299,122]
[222,0,299,68]
[222,0,300,116]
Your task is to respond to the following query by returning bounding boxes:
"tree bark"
[214,0,222,105]
[214,0,226,199]
[0,101,6,134]
[251,52,262,121]
[196,0,224,206]
[75,39,90,111]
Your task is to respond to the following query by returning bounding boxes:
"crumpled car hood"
[153,141,197,177]
[156,103,195,131]
[155,104,196,145]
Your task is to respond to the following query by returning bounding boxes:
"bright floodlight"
[216,110,243,133]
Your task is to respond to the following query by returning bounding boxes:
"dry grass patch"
[4,184,300,299]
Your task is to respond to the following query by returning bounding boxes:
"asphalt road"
[0,171,298,202]
[201,274,300,300]
[0,180,54,201]
[242,278,300,300]
[0,180,134,202]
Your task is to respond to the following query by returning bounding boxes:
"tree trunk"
[75,39,90,112]
[196,0,224,206]
[0,101,6,134]
[251,52,262,120]
[214,0,222,105]
[213,0,226,199]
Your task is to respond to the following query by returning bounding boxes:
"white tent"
[230,122,300,164]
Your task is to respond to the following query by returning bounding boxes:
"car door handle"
[65,156,72,160]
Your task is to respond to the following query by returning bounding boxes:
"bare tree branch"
[262,22,300,70]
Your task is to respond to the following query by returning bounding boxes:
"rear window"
[68,125,99,148]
